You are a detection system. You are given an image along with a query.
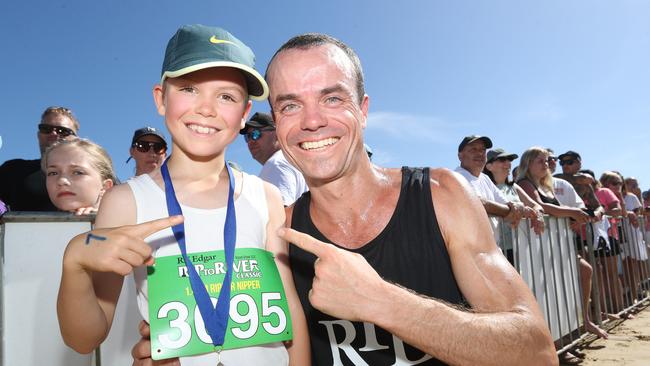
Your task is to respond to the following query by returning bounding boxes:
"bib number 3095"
[157,292,287,349]
[148,248,293,360]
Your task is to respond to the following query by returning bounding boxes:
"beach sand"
[565,300,650,365]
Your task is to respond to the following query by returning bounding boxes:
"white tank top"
[127,172,289,365]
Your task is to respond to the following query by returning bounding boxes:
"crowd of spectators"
[1,108,649,362]
[455,134,650,348]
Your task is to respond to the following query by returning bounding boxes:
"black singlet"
[290,167,465,366]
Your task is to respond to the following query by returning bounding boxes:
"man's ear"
[359,94,369,129]
[153,84,166,116]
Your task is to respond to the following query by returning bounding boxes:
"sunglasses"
[244,128,274,143]
[132,141,166,154]
[559,159,577,166]
[547,157,557,163]
[38,123,76,137]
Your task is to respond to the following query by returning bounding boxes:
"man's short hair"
[41,106,80,132]
[267,33,365,104]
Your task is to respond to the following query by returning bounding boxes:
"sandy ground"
[564,300,650,365]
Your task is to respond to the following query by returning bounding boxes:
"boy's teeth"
[300,137,339,150]
[188,124,216,134]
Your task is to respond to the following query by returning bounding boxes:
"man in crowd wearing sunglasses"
[0,106,79,211]
[454,135,529,238]
[554,150,604,214]
[126,127,167,176]
[240,112,307,206]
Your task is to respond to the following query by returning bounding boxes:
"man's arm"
[391,169,555,365]
[278,169,556,365]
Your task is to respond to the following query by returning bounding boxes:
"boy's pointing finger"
[131,215,184,238]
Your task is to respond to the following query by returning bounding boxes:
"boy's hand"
[64,216,184,276]
[132,321,180,366]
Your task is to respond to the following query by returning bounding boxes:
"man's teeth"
[300,137,339,150]
[188,124,217,134]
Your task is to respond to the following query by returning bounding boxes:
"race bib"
[147,248,292,360]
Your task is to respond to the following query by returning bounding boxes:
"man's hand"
[64,215,184,276]
[132,320,180,366]
[278,227,385,322]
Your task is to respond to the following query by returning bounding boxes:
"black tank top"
[290,167,464,366]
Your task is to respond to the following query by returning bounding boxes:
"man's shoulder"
[0,158,40,176]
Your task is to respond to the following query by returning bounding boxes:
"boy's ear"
[153,84,166,116]
[240,100,253,129]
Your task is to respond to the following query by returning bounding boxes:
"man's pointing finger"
[278,228,328,257]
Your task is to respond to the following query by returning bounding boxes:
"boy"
[57,24,309,365]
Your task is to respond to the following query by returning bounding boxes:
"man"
[554,150,603,213]
[454,135,531,235]
[0,106,79,211]
[133,34,556,365]
[547,148,584,208]
[240,112,307,206]
[267,35,555,365]
[126,127,167,176]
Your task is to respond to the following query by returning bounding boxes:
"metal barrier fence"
[0,212,140,366]
[492,214,650,353]
[2,212,648,364]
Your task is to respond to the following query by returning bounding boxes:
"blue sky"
[2,1,649,190]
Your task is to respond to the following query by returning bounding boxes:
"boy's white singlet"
[127,172,288,365]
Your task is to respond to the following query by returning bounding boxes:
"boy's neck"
[166,152,227,182]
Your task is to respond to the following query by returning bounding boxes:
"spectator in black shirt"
[0,106,79,211]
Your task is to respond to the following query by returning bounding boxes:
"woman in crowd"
[483,148,544,264]
[516,146,608,338]
[603,172,647,305]
[42,138,118,215]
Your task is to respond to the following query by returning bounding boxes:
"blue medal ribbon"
[160,159,236,348]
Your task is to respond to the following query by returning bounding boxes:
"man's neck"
[460,164,481,177]
[305,163,402,248]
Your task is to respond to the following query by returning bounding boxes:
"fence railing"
[0,212,139,366]
[1,212,648,365]
[491,214,650,353]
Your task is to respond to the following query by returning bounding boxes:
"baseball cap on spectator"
[642,190,650,202]
[240,112,275,133]
[161,24,268,100]
[458,135,493,152]
[127,127,167,163]
[131,127,166,146]
[558,150,581,161]
[487,148,518,163]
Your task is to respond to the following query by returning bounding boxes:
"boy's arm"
[57,184,182,353]
[263,182,311,365]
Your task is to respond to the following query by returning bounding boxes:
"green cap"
[161,24,269,101]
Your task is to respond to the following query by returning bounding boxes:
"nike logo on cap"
[210,36,236,46]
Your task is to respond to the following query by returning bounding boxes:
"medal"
[161,159,237,353]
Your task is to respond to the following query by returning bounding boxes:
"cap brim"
[161,61,269,101]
